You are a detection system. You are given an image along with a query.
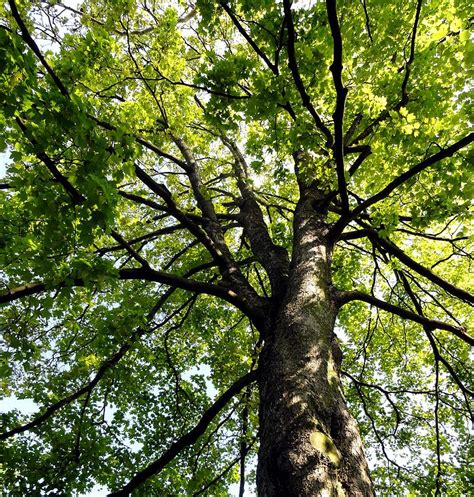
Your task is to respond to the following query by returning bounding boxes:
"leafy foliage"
[0,0,472,495]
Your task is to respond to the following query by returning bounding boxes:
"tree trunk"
[257,195,373,497]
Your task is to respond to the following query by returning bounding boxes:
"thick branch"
[348,145,371,176]
[336,290,473,345]
[219,2,277,74]
[368,231,474,304]
[0,281,48,304]
[223,139,290,296]
[8,0,69,96]
[331,134,474,237]
[283,0,333,146]
[326,0,349,212]
[173,136,219,223]
[133,164,221,262]
[355,134,474,216]
[172,137,264,311]
[107,370,258,497]
[119,266,249,311]
[0,266,242,311]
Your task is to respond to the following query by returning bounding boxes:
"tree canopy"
[0,0,472,495]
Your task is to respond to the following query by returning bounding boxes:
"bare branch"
[171,136,264,311]
[96,225,184,256]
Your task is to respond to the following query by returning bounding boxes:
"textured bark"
[257,194,373,497]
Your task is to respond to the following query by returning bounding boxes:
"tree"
[0,0,472,495]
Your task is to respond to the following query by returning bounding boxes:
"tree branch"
[172,136,264,311]
[355,134,474,216]
[0,281,48,304]
[360,0,373,44]
[399,0,423,107]
[336,289,473,345]
[8,0,69,96]
[367,230,474,304]
[397,270,474,401]
[110,230,152,267]
[119,266,250,311]
[0,340,131,440]
[223,138,290,296]
[326,0,349,212]
[219,2,277,74]
[107,370,258,497]
[96,225,184,255]
[348,145,371,176]
[133,163,222,262]
[0,259,229,440]
[331,133,474,237]
[283,0,333,146]
[348,0,423,145]
[92,116,188,170]
[15,118,85,204]
[0,266,244,312]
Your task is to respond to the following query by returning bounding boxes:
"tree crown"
[0,0,472,495]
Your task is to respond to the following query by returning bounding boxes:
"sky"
[0,150,9,178]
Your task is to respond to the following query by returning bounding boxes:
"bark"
[257,193,373,497]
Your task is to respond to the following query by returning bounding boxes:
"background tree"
[0,0,472,495]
